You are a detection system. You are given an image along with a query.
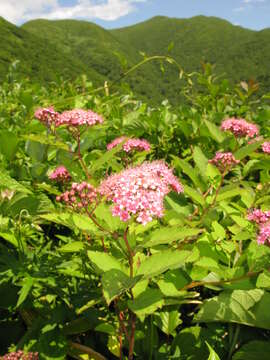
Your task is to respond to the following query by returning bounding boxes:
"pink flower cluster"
[262,141,270,154]
[56,182,97,210]
[107,136,151,153]
[34,106,59,127]
[1,351,38,360]
[247,208,270,245]
[247,209,270,225]
[257,224,270,245]
[209,151,240,171]
[34,108,103,128]
[58,109,103,127]
[99,161,183,225]
[221,118,259,138]
[49,166,71,183]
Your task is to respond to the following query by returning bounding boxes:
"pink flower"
[247,209,270,225]
[107,136,127,150]
[49,166,71,183]
[34,106,60,127]
[209,152,240,171]
[107,137,151,153]
[99,161,183,225]
[262,141,270,154]
[56,182,97,210]
[58,109,103,127]
[2,350,39,360]
[221,118,259,138]
[257,223,270,245]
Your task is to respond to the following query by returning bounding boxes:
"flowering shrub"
[0,67,270,360]
[49,165,71,182]
[99,160,182,224]
[262,141,270,154]
[221,117,259,138]
[209,151,240,172]
[107,136,151,153]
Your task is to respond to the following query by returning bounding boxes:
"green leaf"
[206,342,221,360]
[0,232,18,247]
[194,289,270,329]
[38,328,67,360]
[204,119,225,143]
[90,143,123,173]
[88,250,127,274]
[216,186,241,202]
[25,140,47,162]
[184,185,205,206]
[142,226,203,247]
[58,241,85,253]
[102,269,141,304]
[0,130,19,160]
[193,146,209,180]
[154,310,182,336]
[232,341,270,360]
[0,168,32,194]
[157,269,190,296]
[128,288,164,321]
[22,134,69,151]
[137,249,197,279]
[256,271,270,289]
[234,139,264,160]
[172,156,204,189]
[94,202,123,231]
[17,277,34,307]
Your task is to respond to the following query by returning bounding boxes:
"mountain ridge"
[0,15,269,104]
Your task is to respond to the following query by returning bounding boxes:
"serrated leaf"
[58,241,85,253]
[194,289,270,329]
[136,249,196,279]
[17,277,34,307]
[204,119,225,143]
[142,226,203,247]
[184,185,205,206]
[234,139,264,160]
[88,250,127,274]
[128,288,164,321]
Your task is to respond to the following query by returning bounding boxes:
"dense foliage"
[1,15,270,105]
[0,62,270,360]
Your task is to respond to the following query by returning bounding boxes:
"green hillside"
[0,15,269,104]
[111,16,270,95]
[0,17,104,84]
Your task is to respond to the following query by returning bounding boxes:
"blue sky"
[1,0,270,30]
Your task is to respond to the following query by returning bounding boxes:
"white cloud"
[0,0,146,24]
[233,6,245,12]
[242,0,265,3]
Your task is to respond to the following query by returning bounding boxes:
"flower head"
[247,209,270,225]
[262,141,270,154]
[257,223,270,245]
[99,160,183,225]
[221,118,259,138]
[209,151,240,172]
[34,106,60,127]
[56,182,97,210]
[2,350,39,360]
[49,166,71,183]
[58,109,103,127]
[107,137,151,153]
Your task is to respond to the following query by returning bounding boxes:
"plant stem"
[128,312,136,360]
[181,269,264,291]
[123,226,134,278]
[123,225,137,360]
[227,324,240,360]
[76,132,91,179]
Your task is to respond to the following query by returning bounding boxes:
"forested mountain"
[0,15,269,104]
